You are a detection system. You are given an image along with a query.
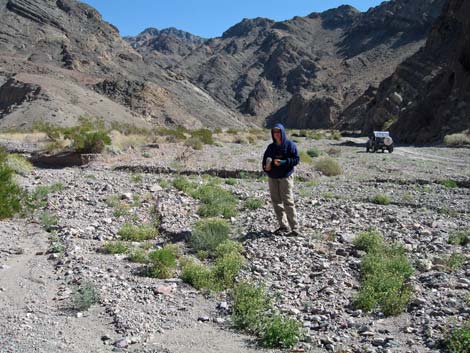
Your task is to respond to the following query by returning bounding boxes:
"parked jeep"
[366,131,394,153]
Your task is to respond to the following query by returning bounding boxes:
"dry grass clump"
[314,157,342,176]
[109,131,149,151]
[443,132,470,147]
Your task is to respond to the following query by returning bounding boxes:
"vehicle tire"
[388,146,393,153]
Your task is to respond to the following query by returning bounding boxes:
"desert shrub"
[215,240,244,258]
[41,212,58,232]
[118,223,157,242]
[190,218,230,253]
[0,161,22,219]
[172,176,197,193]
[158,179,170,189]
[448,231,470,246]
[314,157,342,176]
[72,281,99,311]
[444,321,470,353]
[372,193,391,205]
[244,197,263,210]
[103,241,128,254]
[185,136,203,150]
[325,147,341,156]
[441,179,458,188]
[156,126,187,141]
[32,121,62,141]
[299,150,313,164]
[227,128,239,134]
[353,229,384,252]
[225,178,237,185]
[181,260,213,290]
[127,248,149,263]
[354,232,414,316]
[443,133,470,147]
[260,313,302,349]
[130,173,143,183]
[5,154,33,175]
[147,245,178,279]
[306,147,321,158]
[445,253,466,271]
[231,281,272,332]
[212,252,245,289]
[192,184,238,218]
[191,128,214,145]
[61,117,111,153]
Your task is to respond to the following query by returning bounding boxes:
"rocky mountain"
[127,0,446,129]
[339,0,470,143]
[0,0,245,129]
[1,0,460,142]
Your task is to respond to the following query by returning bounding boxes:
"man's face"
[273,129,282,143]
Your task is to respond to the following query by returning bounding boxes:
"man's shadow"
[238,229,273,242]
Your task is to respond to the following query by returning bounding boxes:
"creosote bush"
[306,147,321,158]
[353,230,414,316]
[260,313,302,348]
[299,150,313,164]
[0,149,23,219]
[191,128,214,145]
[103,241,128,255]
[441,179,458,188]
[5,154,33,176]
[192,184,238,218]
[314,157,342,176]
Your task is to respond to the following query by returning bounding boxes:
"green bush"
[353,232,414,316]
[448,231,470,246]
[103,241,128,254]
[191,128,214,145]
[127,248,149,263]
[212,252,245,289]
[372,193,391,205]
[314,157,342,176]
[354,229,384,252]
[215,240,244,258]
[61,117,111,153]
[72,281,99,311]
[244,197,263,210]
[232,282,272,331]
[445,322,470,353]
[306,147,321,158]
[192,184,238,218]
[0,162,22,219]
[156,126,187,141]
[446,253,466,271]
[190,218,230,253]
[225,178,237,185]
[33,121,63,141]
[441,179,458,188]
[172,176,197,193]
[181,259,214,290]
[260,313,302,348]
[118,223,157,242]
[147,245,178,279]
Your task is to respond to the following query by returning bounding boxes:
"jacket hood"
[271,123,287,146]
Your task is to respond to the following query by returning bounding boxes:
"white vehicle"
[366,131,394,153]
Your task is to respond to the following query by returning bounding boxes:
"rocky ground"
[0,133,469,353]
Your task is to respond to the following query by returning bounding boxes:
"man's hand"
[274,159,282,166]
[265,163,272,171]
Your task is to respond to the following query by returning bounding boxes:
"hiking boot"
[287,229,300,237]
[273,227,289,235]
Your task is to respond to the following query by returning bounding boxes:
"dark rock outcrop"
[339,0,470,143]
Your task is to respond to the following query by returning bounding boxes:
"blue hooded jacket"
[262,123,299,179]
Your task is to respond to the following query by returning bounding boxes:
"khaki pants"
[268,175,298,231]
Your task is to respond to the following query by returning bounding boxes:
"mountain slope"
[0,0,245,129]
[339,0,470,143]
[128,0,445,129]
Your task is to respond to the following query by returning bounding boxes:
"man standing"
[262,123,300,236]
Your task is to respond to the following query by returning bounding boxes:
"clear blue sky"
[80,0,387,38]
